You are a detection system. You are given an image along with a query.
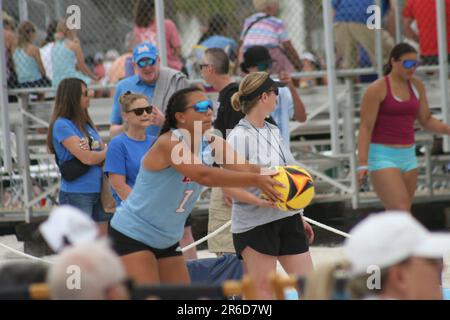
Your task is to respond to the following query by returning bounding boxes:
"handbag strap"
[241,14,270,40]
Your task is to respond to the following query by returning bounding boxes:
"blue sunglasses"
[137,58,156,68]
[402,59,420,69]
[187,100,214,113]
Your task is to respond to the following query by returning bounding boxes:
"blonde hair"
[253,0,279,12]
[17,21,35,48]
[231,72,269,114]
[118,92,149,113]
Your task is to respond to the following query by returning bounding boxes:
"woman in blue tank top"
[109,87,283,285]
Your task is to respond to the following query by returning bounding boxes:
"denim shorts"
[59,191,111,222]
[368,143,417,173]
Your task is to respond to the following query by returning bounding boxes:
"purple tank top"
[371,76,420,145]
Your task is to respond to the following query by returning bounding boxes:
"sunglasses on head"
[137,58,156,68]
[127,106,153,116]
[186,100,214,113]
[402,59,420,69]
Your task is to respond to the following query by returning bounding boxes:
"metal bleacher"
[1,74,450,223]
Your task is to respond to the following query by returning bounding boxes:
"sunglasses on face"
[266,88,279,96]
[186,100,214,113]
[402,59,420,69]
[127,106,153,116]
[199,63,211,71]
[137,58,156,68]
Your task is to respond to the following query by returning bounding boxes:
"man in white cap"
[344,211,450,300]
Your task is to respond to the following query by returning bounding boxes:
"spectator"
[332,0,394,69]
[107,32,136,87]
[133,0,183,71]
[3,11,17,89]
[47,241,129,300]
[109,42,189,138]
[46,78,110,233]
[40,20,58,81]
[12,21,50,90]
[51,20,98,88]
[198,14,237,60]
[403,0,450,65]
[345,211,450,300]
[104,92,157,208]
[299,52,327,88]
[240,45,307,146]
[238,0,303,75]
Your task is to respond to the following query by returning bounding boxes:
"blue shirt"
[332,0,377,24]
[104,133,157,206]
[271,86,294,147]
[110,74,160,136]
[53,118,103,193]
[111,130,214,249]
[200,35,237,57]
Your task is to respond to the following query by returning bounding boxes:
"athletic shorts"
[232,214,309,259]
[108,225,183,259]
[368,143,417,172]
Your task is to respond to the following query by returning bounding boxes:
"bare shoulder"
[364,78,387,101]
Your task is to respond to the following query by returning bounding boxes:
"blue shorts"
[59,191,111,222]
[368,144,417,173]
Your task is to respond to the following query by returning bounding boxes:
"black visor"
[239,76,285,102]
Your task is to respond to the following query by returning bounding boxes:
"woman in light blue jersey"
[109,87,283,285]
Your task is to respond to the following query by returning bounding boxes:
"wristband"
[357,165,369,171]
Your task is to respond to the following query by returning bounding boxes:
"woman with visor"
[225,72,314,299]
[108,87,284,285]
[357,43,450,212]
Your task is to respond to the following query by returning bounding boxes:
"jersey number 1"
[176,190,194,213]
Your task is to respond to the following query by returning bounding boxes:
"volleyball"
[263,166,315,211]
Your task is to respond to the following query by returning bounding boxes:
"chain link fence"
[1,0,449,215]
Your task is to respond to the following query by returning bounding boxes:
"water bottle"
[125,56,134,78]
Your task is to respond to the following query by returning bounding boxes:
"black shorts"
[109,225,183,259]
[184,214,192,227]
[232,214,309,259]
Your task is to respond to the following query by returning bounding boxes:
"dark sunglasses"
[266,88,279,96]
[402,59,420,69]
[186,100,214,113]
[199,63,211,70]
[127,106,153,116]
[137,58,156,68]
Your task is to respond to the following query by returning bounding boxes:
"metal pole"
[437,0,450,152]
[322,0,340,155]
[155,0,168,67]
[18,0,29,22]
[343,79,356,153]
[0,0,13,173]
[18,94,33,222]
[394,0,403,43]
[375,0,384,77]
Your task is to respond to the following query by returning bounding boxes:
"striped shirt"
[240,13,289,49]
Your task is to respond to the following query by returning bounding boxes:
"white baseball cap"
[344,211,450,275]
[39,205,99,253]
